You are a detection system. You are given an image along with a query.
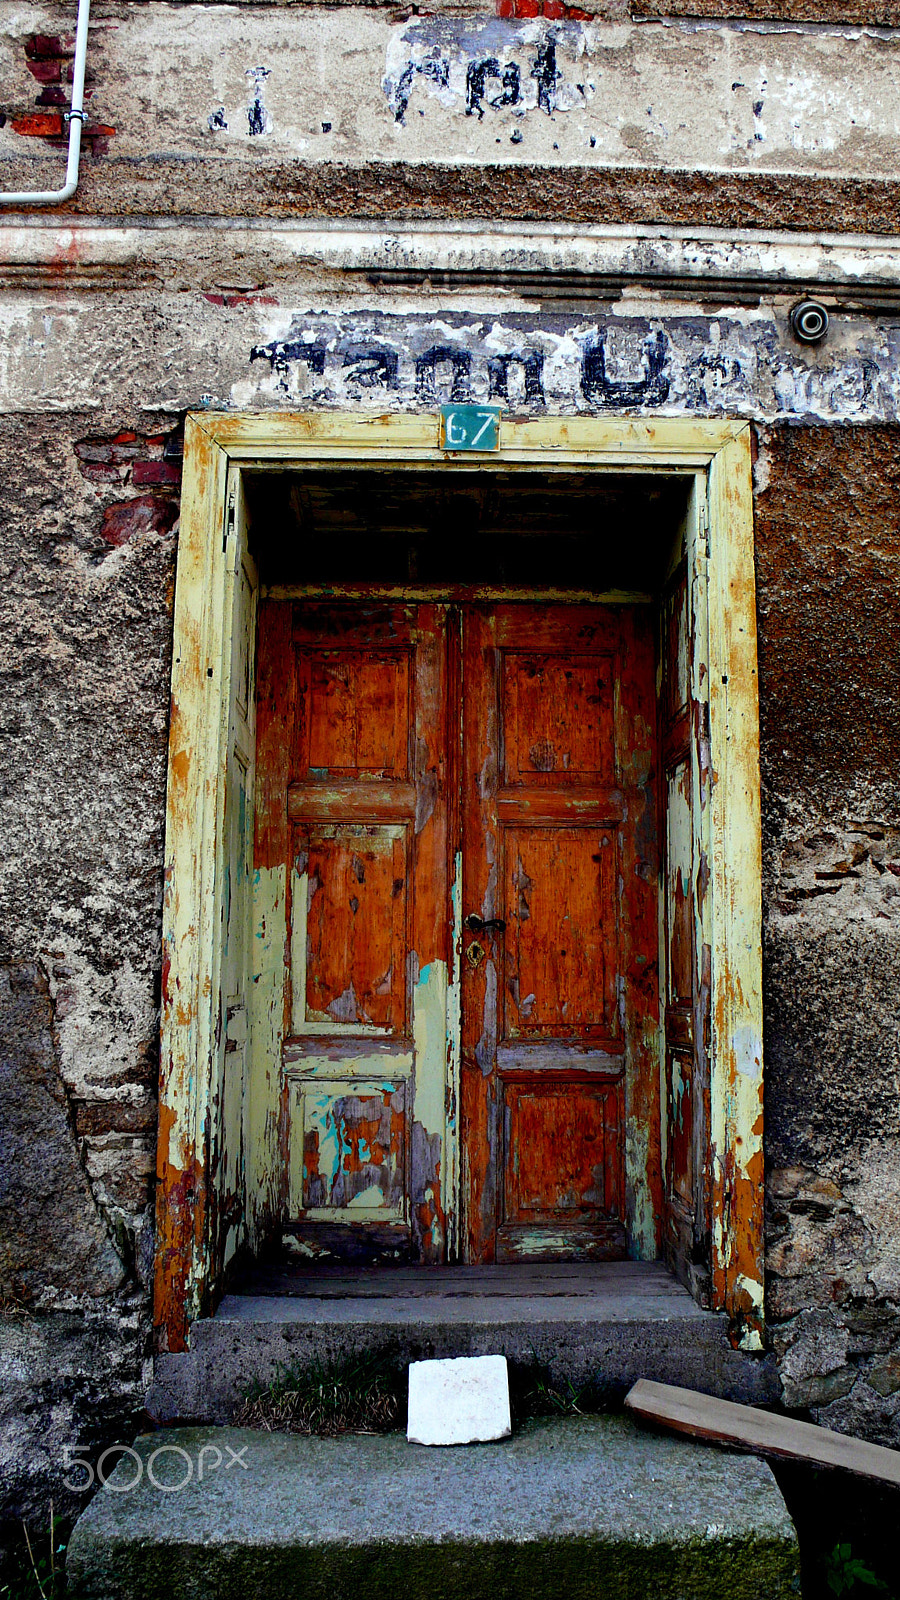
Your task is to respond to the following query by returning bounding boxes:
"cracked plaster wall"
[5,5,900,227]
[0,412,177,1528]
[757,424,900,1445]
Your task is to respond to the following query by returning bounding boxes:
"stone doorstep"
[148,1266,779,1425]
[66,1415,800,1600]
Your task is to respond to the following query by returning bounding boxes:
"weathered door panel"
[660,551,712,1300]
[215,472,258,1276]
[248,599,294,1246]
[461,605,661,1264]
[256,601,450,1263]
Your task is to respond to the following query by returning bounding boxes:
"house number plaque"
[439,405,501,452]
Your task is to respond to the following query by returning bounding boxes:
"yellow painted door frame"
[154,412,761,1353]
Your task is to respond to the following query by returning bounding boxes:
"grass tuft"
[234,1351,405,1437]
[508,1350,615,1424]
[235,1349,616,1437]
[0,1510,68,1600]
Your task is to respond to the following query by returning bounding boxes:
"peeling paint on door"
[461,604,661,1264]
[250,601,452,1263]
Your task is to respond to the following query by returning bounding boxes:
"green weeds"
[826,1543,889,1597]
[0,1511,67,1600]
[508,1349,613,1423]
[235,1347,618,1437]
[234,1350,405,1436]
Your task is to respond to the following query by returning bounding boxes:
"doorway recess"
[155,414,762,1356]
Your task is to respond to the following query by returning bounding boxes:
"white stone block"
[407,1355,512,1447]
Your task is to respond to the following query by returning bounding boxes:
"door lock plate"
[465,939,486,970]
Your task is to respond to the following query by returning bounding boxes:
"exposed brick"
[74,429,183,487]
[202,291,280,309]
[132,461,182,487]
[100,494,179,548]
[76,438,142,467]
[12,109,108,144]
[75,443,117,464]
[73,1101,158,1137]
[11,112,63,137]
[497,0,592,15]
[63,63,97,87]
[26,60,61,84]
[24,33,75,60]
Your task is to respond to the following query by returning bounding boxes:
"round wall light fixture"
[790,300,829,344]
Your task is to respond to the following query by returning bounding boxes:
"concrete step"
[67,1415,800,1600]
[149,1263,778,1425]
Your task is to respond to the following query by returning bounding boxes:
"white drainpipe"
[0,0,91,206]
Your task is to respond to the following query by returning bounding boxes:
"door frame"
[155,412,762,1353]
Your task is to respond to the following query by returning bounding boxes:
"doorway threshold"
[227,1258,703,1308]
[148,1262,779,1426]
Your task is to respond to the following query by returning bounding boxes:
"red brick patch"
[24,33,75,59]
[75,424,183,548]
[25,60,61,84]
[35,87,68,109]
[100,494,180,548]
[11,112,114,139]
[75,425,183,483]
[132,461,182,487]
[11,111,63,137]
[497,0,592,15]
[202,292,280,309]
[8,34,109,150]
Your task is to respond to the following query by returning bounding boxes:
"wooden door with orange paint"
[255,601,451,1264]
[461,605,661,1263]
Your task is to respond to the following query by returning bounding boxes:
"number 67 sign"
[439,405,501,453]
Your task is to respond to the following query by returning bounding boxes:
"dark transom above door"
[254,599,660,1266]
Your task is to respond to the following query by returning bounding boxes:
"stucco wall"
[4,3,900,228]
[0,411,178,1525]
[757,424,900,1439]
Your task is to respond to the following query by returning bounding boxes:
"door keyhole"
[465,939,486,970]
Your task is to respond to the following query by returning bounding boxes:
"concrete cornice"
[2,217,900,306]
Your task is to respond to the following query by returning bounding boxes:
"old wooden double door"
[257,598,660,1265]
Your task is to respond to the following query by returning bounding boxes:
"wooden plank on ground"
[625,1379,900,1487]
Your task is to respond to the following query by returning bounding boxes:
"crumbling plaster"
[757,424,900,1443]
[3,4,900,217]
[4,298,900,421]
[0,411,177,1524]
[1,5,897,176]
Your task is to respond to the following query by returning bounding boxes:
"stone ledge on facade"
[5,217,900,307]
